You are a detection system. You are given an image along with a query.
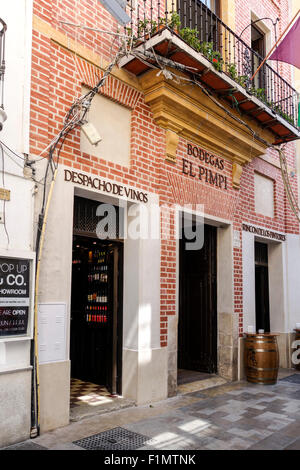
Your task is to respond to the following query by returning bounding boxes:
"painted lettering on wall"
[64,170,148,203]
[242,223,286,241]
[182,144,228,190]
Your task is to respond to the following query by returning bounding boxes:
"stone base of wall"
[277,332,297,368]
[218,312,239,381]
[167,312,242,393]
[167,316,178,397]
[39,360,70,433]
[0,368,31,448]
[123,348,168,404]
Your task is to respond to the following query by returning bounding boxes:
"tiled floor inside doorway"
[70,378,134,422]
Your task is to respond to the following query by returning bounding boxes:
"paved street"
[4,371,300,451]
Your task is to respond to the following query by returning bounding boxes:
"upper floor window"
[251,23,266,58]
[178,0,220,39]
[254,173,275,219]
[251,23,266,89]
[199,0,220,16]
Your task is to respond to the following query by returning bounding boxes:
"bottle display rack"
[85,249,110,325]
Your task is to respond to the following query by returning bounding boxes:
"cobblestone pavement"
[3,372,300,451]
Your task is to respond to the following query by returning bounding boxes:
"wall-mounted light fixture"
[81,122,102,146]
[239,17,280,41]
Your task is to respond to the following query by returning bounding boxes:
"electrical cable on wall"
[30,41,129,438]
[29,20,300,436]
[0,144,25,170]
[0,142,9,245]
[129,47,300,222]
[52,16,300,223]
[278,147,300,221]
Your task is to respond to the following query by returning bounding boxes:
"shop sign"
[0,258,30,336]
[64,170,148,203]
[182,144,228,190]
[242,223,286,241]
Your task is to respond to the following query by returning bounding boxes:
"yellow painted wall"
[292,1,300,204]
[220,0,235,31]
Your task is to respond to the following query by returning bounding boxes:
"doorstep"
[70,395,136,422]
[277,368,300,380]
[177,374,227,395]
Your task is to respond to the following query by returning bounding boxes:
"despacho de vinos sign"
[64,169,149,203]
[182,144,228,190]
[0,258,30,336]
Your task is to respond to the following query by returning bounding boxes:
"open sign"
[0,257,30,336]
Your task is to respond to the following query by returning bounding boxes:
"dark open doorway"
[255,241,270,332]
[251,23,266,90]
[70,236,123,394]
[178,220,217,375]
[70,196,123,399]
[178,0,221,51]
[251,24,265,58]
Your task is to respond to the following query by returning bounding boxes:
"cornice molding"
[139,69,275,187]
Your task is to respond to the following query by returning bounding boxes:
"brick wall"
[31,0,299,346]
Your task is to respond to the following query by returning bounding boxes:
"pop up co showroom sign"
[0,258,30,336]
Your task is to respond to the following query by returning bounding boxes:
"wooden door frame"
[70,234,123,395]
[178,220,218,374]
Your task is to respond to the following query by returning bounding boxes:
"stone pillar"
[123,200,168,404]
[217,224,237,380]
[167,315,178,397]
[218,312,239,380]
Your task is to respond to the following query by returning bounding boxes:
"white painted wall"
[268,241,287,332]
[81,86,131,167]
[0,1,35,447]
[1,173,35,251]
[242,231,255,331]
[218,224,234,316]
[285,234,300,332]
[0,0,35,252]
[242,228,292,333]
[34,164,166,420]
[254,173,274,219]
[124,207,161,351]
[0,0,33,165]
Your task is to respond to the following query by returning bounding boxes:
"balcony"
[121,1,300,149]
[0,18,7,130]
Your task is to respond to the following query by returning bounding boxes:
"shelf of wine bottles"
[86,306,108,324]
[85,249,110,325]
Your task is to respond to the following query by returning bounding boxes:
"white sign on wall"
[38,303,67,364]
[233,230,241,249]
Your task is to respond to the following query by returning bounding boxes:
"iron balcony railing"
[126,0,299,129]
[0,18,7,110]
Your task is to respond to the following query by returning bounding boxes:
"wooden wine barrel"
[294,329,300,371]
[244,333,279,385]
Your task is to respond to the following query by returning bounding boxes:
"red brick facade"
[30,0,299,346]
